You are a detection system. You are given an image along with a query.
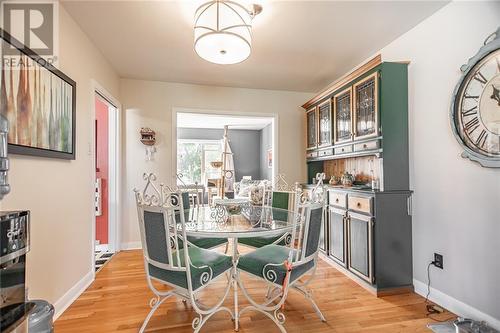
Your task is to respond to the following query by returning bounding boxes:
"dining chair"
[236,199,327,332]
[134,173,234,333]
[238,175,300,249]
[170,181,229,251]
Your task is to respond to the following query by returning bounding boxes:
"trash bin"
[454,317,499,333]
[28,300,54,333]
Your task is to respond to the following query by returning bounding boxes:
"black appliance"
[0,210,32,333]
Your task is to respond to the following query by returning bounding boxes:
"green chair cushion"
[272,192,290,210]
[237,244,314,285]
[186,236,228,249]
[149,246,232,290]
[238,233,288,248]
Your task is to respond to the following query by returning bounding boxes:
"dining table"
[180,200,300,331]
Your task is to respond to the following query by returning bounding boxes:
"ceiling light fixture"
[194,0,262,65]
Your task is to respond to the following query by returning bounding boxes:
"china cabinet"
[301,55,413,295]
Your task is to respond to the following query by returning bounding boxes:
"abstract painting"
[0,29,76,159]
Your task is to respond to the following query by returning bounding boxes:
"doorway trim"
[90,80,121,276]
[171,107,279,188]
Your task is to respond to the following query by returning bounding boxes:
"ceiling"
[62,0,448,92]
[177,112,273,130]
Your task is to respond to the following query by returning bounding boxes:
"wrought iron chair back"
[176,173,203,208]
[134,173,234,333]
[256,175,303,248]
[299,172,326,205]
[287,200,324,264]
[293,172,326,259]
[134,173,211,292]
[236,199,327,331]
[262,174,297,206]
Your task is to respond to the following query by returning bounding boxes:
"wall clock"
[451,27,500,168]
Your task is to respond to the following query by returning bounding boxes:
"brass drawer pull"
[357,202,362,208]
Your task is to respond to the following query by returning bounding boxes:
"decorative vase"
[341,172,355,187]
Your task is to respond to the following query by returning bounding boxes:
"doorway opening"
[174,111,277,205]
[94,92,119,272]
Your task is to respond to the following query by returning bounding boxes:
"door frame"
[171,107,279,188]
[90,80,121,275]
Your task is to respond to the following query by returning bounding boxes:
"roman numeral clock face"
[455,49,500,158]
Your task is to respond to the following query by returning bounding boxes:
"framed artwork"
[0,29,76,160]
[267,148,272,168]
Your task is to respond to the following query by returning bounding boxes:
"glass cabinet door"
[306,108,317,149]
[354,72,379,140]
[333,87,353,144]
[318,100,332,147]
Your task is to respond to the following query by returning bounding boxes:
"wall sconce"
[140,127,157,161]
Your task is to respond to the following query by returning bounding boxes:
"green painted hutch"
[301,55,413,295]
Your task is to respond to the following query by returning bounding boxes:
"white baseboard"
[53,270,94,320]
[95,244,109,252]
[120,241,142,250]
[413,279,500,330]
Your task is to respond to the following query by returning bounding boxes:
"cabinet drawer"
[318,148,333,158]
[354,140,379,152]
[328,191,347,208]
[306,151,318,159]
[334,145,353,155]
[348,195,373,215]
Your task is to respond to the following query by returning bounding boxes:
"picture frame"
[0,28,76,160]
[267,148,272,168]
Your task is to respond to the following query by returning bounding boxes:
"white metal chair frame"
[175,174,229,251]
[176,172,205,208]
[259,174,301,247]
[134,173,233,333]
[236,197,327,333]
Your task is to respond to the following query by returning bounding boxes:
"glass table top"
[180,205,299,238]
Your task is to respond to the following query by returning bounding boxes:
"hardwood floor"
[55,249,454,333]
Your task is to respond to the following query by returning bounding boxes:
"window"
[177,140,222,185]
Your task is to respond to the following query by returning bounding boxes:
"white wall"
[375,1,499,326]
[1,6,120,317]
[120,79,311,248]
[260,123,273,180]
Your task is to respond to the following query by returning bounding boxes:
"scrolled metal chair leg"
[238,306,287,333]
[293,285,326,322]
[192,306,235,333]
[139,294,172,333]
[265,286,272,299]
[237,271,290,332]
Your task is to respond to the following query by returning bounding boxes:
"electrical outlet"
[434,253,443,269]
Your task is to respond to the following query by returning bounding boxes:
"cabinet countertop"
[300,184,412,196]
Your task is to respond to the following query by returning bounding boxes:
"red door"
[95,97,109,245]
